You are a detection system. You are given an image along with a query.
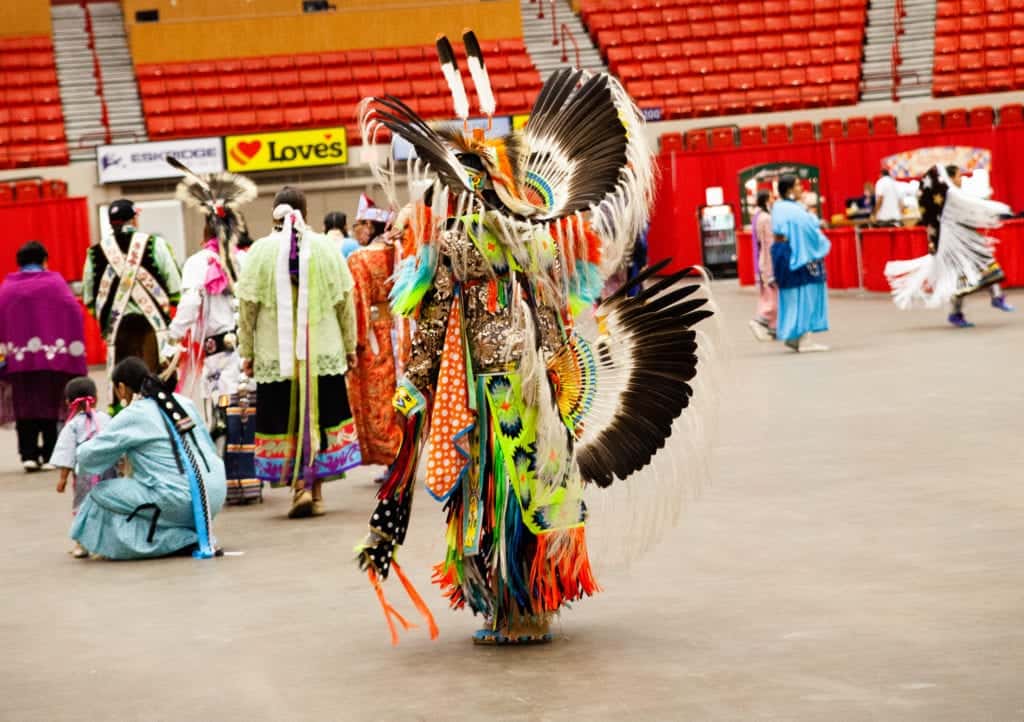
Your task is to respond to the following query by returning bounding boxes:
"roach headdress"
[169,157,258,284]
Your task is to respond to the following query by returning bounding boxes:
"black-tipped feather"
[576,270,713,488]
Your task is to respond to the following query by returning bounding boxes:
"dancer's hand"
[347,353,358,370]
[241,358,253,377]
[56,477,67,493]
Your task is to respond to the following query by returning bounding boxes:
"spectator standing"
[872,168,903,226]
[0,241,88,471]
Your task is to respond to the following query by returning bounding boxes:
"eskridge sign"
[96,137,224,184]
[225,127,348,172]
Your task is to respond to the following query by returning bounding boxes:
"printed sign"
[882,146,991,179]
[96,137,224,184]
[225,127,347,172]
[737,162,822,226]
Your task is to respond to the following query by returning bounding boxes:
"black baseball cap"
[108,199,136,223]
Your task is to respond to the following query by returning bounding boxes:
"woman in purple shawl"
[0,241,88,471]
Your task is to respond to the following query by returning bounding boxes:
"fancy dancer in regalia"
[82,199,182,382]
[163,161,262,504]
[885,164,1015,327]
[353,32,719,645]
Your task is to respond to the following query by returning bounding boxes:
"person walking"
[236,186,361,518]
[748,190,777,341]
[771,174,831,352]
[82,199,181,377]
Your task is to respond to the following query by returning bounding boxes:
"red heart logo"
[324,133,332,140]
[238,140,261,158]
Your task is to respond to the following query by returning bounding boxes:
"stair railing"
[81,1,112,144]
[890,0,905,101]
[558,23,581,68]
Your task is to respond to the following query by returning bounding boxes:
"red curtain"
[0,197,107,363]
[650,125,1024,271]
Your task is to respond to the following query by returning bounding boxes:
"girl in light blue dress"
[71,357,226,560]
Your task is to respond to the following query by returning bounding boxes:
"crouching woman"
[71,357,226,560]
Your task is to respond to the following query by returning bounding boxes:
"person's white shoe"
[22,460,40,472]
[748,319,772,342]
[40,463,57,471]
[800,342,830,353]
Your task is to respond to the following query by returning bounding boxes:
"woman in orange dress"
[345,233,406,469]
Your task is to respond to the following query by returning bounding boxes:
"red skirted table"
[736,226,860,289]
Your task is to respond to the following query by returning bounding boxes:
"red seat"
[266,55,294,71]
[223,92,251,110]
[765,124,789,144]
[933,75,958,96]
[942,108,966,128]
[251,91,278,108]
[780,68,806,87]
[791,121,815,142]
[278,88,305,105]
[999,103,1024,126]
[9,105,35,123]
[227,110,257,133]
[828,82,858,105]
[846,116,870,137]
[196,95,223,112]
[684,129,709,151]
[11,126,38,144]
[32,86,59,104]
[246,73,274,90]
[801,84,828,106]
[986,69,1014,90]
[872,114,897,135]
[14,180,41,201]
[703,74,728,93]
[729,72,755,91]
[969,106,994,127]
[820,118,844,138]
[739,125,764,146]
[807,66,833,85]
[203,113,229,134]
[678,76,704,95]
[691,94,719,116]
[193,77,219,94]
[660,132,683,153]
[256,108,285,129]
[139,79,165,97]
[165,77,192,95]
[286,107,312,128]
[147,116,174,138]
[918,111,942,132]
[834,45,862,63]
[934,54,957,75]
[958,71,986,93]
[310,105,339,125]
[746,89,773,112]
[770,87,802,109]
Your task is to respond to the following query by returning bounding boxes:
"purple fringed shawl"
[0,270,88,376]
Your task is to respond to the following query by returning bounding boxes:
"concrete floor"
[1,283,1022,722]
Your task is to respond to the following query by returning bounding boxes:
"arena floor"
[2,282,1022,722]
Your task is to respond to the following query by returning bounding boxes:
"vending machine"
[698,187,737,278]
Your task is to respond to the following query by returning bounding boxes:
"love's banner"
[224,127,348,172]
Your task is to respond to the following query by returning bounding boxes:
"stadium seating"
[932,1,1024,96]
[660,113,901,152]
[0,177,69,204]
[582,0,868,117]
[136,39,540,143]
[0,35,69,169]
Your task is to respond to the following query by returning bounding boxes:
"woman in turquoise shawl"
[71,357,226,560]
[770,174,831,352]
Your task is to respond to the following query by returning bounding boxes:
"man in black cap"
[82,199,181,376]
